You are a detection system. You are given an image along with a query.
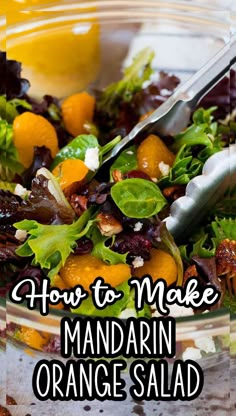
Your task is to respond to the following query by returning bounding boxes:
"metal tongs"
[103,33,236,166]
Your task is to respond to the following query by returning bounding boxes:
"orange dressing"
[3,1,100,97]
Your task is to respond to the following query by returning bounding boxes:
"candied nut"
[97,212,123,237]
[70,194,88,216]
[163,185,185,201]
[216,239,236,278]
[112,169,123,182]
[183,265,198,286]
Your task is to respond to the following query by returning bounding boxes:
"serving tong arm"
[103,33,236,165]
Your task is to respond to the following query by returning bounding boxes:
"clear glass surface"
[0,1,234,366]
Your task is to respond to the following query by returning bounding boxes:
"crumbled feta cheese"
[195,336,216,354]
[151,177,158,183]
[132,256,144,268]
[133,222,143,232]
[160,88,170,96]
[15,229,27,242]
[182,347,202,361]
[126,150,134,155]
[119,308,137,319]
[84,147,100,171]
[152,303,194,318]
[158,161,170,177]
[14,184,30,198]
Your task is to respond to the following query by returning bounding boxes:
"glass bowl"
[0,0,233,371]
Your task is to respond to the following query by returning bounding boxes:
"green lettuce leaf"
[87,225,128,265]
[211,218,236,247]
[159,107,224,187]
[173,106,219,151]
[158,145,203,187]
[181,217,236,261]
[14,208,97,279]
[96,48,155,117]
[0,95,32,123]
[0,119,23,180]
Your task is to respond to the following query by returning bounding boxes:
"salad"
[0,48,235,323]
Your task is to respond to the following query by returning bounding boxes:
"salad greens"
[158,145,203,187]
[110,145,138,179]
[96,47,155,117]
[51,134,121,171]
[0,119,23,180]
[185,217,236,260]
[14,207,97,278]
[111,178,167,218]
[159,107,224,187]
[0,95,32,123]
[173,107,219,151]
[88,225,128,265]
[1,47,235,323]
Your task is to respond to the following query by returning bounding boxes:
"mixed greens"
[0,48,235,321]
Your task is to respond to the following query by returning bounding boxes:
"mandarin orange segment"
[13,112,59,168]
[60,253,131,292]
[134,248,177,285]
[52,159,89,191]
[18,327,50,350]
[137,134,175,179]
[61,92,96,137]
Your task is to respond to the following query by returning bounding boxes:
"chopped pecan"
[183,265,198,286]
[216,239,236,278]
[70,194,88,217]
[97,212,123,237]
[163,185,186,202]
[112,169,123,182]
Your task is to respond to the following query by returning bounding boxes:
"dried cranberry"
[126,170,152,181]
[112,233,152,261]
[74,237,93,255]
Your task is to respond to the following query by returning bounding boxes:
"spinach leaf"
[87,226,128,265]
[51,134,99,169]
[51,134,121,170]
[110,145,137,179]
[111,178,167,218]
